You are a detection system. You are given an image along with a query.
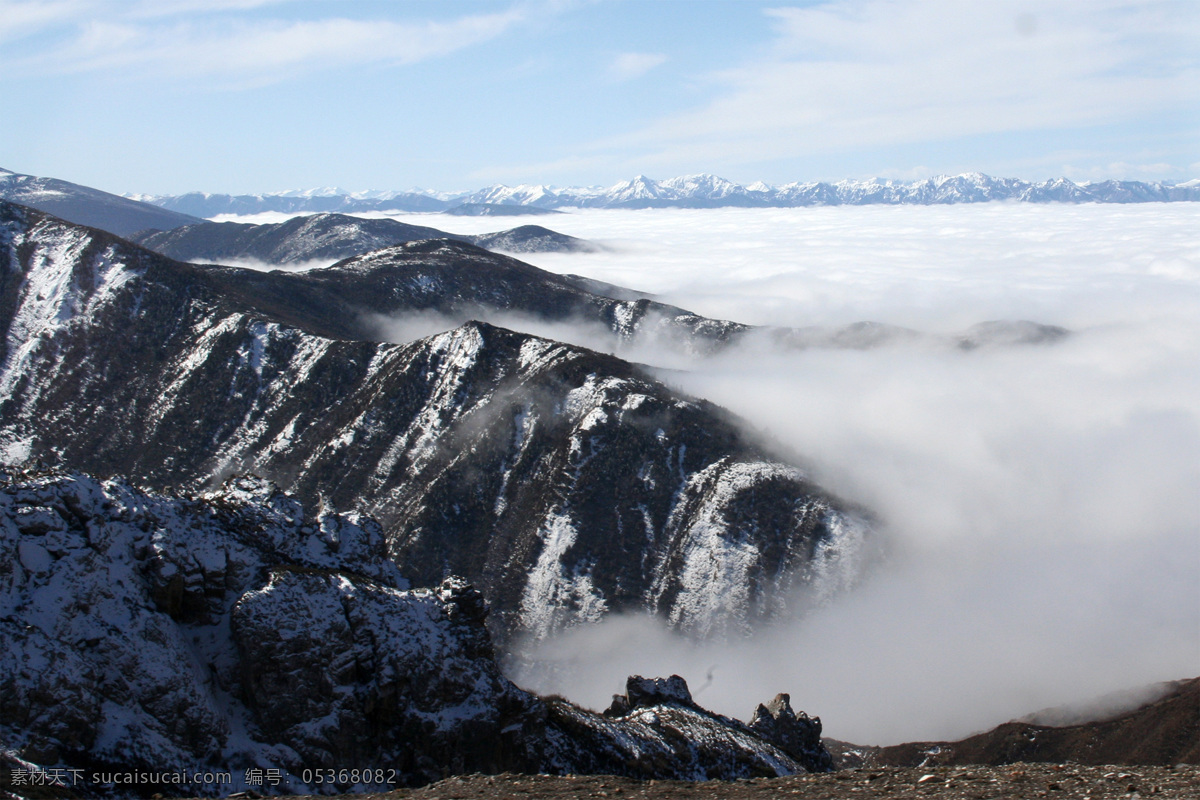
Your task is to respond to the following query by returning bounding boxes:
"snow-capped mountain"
[1,466,834,793]
[135,172,1200,217]
[134,188,448,217]
[0,199,865,643]
[129,213,597,264]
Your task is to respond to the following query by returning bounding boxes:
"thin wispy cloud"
[1,1,528,83]
[608,51,667,81]
[584,0,1200,176]
[0,0,84,42]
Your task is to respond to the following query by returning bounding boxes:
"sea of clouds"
[492,203,1199,745]
[228,202,1200,745]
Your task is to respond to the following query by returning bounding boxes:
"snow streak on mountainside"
[0,200,867,643]
[135,172,1200,216]
[0,467,834,793]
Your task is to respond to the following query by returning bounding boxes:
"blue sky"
[1,0,1197,194]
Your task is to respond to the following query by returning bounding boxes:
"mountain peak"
[21,168,1196,221]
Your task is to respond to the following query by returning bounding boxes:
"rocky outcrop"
[0,201,866,643]
[747,694,834,772]
[1,469,833,795]
[0,467,544,793]
[540,675,834,780]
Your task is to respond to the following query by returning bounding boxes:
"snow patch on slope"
[518,510,608,640]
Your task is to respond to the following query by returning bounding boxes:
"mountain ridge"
[133,172,1200,216]
[128,213,598,264]
[0,166,203,235]
[827,678,1200,769]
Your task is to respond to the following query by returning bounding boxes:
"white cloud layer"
[467,203,1200,745]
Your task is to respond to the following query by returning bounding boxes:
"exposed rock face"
[0,467,543,792]
[129,214,597,265]
[231,572,543,780]
[0,201,866,643]
[1,469,833,794]
[625,676,697,710]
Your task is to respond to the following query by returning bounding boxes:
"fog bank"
[498,204,1200,745]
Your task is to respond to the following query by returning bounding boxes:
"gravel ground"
[345,765,1200,800]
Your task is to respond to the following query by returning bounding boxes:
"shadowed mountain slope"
[834,679,1200,768]
[0,167,202,236]
[130,213,597,265]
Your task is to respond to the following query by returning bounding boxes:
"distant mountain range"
[133,172,1200,217]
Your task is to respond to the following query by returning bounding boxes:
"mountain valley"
[0,186,1195,796]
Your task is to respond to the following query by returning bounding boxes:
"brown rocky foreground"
[342,764,1200,799]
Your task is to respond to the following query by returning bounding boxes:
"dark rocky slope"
[129,214,596,265]
[0,468,833,795]
[469,225,596,254]
[0,167,202,236]
[864,678,1200,768]
[0,200,865,642]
